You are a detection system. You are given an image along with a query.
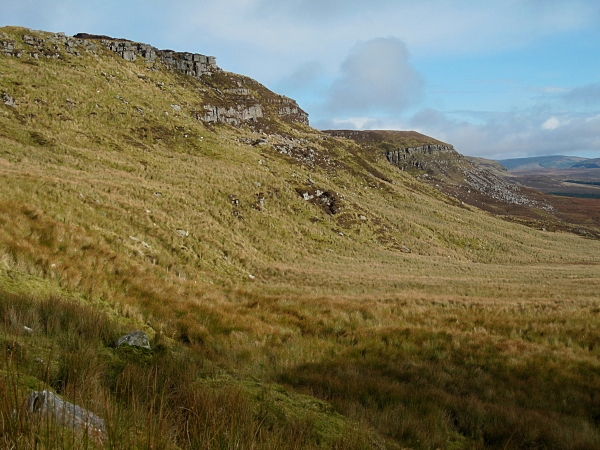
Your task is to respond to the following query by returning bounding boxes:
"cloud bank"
[408,109,600,159]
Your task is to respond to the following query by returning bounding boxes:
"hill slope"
[498,155,589,170]
[1,27,600,449]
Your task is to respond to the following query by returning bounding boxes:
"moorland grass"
[1,26,599,448]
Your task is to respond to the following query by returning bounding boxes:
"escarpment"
[384,144,455,171]
[74,33,219,77]
[326,129,550,210]
[1,28,308,127]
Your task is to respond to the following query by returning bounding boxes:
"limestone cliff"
[326,130,550,210]
[0,28,308,128]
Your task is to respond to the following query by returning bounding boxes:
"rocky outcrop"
[2,92,16,107]
[385,144,454,167]
[26,390,107,445]
[297,187,344,214]
[116,330,151,349]
[74,33,219,77]
[268,96,309,125]
[1,30,219,76]
[1,32,26,57]
[200,104,264,126]
[2,28,307,127]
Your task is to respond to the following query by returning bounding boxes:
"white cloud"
[542,117,560,130]
[324,37,423,115]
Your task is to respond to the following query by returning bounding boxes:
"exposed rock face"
[1,34,20,57]
[116,330,151,349]
[267,97,309,125]
[74,33,219,77]
[386,143,548,207]
[26,390,107,445]
[385,144,454,168]
[2,28,308,127]
[200,104,264,126]
[327,129,552,210]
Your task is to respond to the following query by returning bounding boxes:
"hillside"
[1,26,600,450]
[466,156,511,178]
[498,155,589,171]
[328,130,600,238]
[572,158,600,169]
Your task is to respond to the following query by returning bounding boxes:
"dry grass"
[1,26,600,448]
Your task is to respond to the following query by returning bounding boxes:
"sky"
[2,0,600,159]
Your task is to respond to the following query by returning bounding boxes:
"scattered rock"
[26,390,107,445]
[116,330,151,349]
[176,229,189,237]
[171,104,181,112]
[252,138,268,146]
[401,246,412,253]
[2,93,16,107]
[298,188,343,214]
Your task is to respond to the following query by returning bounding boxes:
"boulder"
[2,93,16,107]
[116,330,150,349]
[26,390,107,445]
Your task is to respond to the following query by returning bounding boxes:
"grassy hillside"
[1,26,600,449]
[466,156,511,178]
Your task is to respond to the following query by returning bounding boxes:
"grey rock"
[121,50,136,61]
[170,104,181,112]
[2,93,16,107]
[84,36,218,77]
[199,104,263,126]
[175,229,189,237]
[385,144,455,166]
[267,95,309,125]
[26,390,107,445]
[116,330,150,349]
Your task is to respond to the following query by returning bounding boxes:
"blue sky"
[2,0,600,159]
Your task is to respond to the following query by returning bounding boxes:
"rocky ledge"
[74,33,219,78]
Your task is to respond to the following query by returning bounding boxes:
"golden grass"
[1,26,600,448]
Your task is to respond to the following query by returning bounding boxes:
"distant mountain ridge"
[572,158,600,168]
[497,155,589,171]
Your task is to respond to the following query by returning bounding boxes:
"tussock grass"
[0,290,372,448]
[1,26,600,448]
